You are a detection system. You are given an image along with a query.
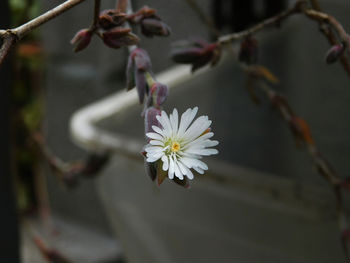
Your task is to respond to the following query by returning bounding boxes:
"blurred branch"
[247,68,350,261]
[215,0,350,77]
[308,0,350,74]
[218,1,304,45]
[0,0,86,67]
[91,0,101,31]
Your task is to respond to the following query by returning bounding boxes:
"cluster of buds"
[239,36,259,65]
[127,6,171,37]
[71,7,139,52]
[71,4,171,52]
[171,39,221,72]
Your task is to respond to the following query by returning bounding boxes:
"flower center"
[171,141,181,152]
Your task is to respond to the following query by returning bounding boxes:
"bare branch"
[0,0,87,67]
[218,2,304,45]
[91,0,101,31]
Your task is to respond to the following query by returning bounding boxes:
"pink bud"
[70,29,92,52]
[150,82,169,107]
[126,48,152,103]
[99,9,127,30]
[132,48,152,71]
[144,107,161,134]
[325,44,344,64]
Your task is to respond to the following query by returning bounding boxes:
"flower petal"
[177,107,198,137]
[162,155,169,171]
[146,132,164,140]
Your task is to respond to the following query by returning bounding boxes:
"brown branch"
[0,0,86,67]
[0,32,16,65]
[218,1,304,45]
[255,77,350,261]
[303,9,350,55]
[91,0,101,31]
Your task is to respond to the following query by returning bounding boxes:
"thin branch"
[218,2,304,45]
[0,32,16,65]
[91,0,101,31]
[303,9,350,55]
[256,78,350,261]
[0,0,87,67]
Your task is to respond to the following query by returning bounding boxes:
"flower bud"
[102,28,139,49]
[150,82,169,107]
[325,44,344,64]
[171,47,203,63]
[239,36,258,65]
[70,29,92,52]
[133,48,152,71]
[99,9,127,30]
[171,40,220,72]
[126,48,152,103]
[144,107,161,134]
[141,18,171,37]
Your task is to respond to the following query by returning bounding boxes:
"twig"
[91,0,101,31]
[308,0,350,77]
[303,9,350,55]
[0,0,87,67]
[257,79,350,261]
[218,1,304,45]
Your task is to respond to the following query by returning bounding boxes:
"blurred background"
[2,0,350,262]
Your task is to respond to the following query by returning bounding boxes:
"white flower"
[145,107,219,180]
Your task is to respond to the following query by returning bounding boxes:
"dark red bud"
[99,9,127,29]
[144,107,161,134]
[171,47,203,64]
[239,36,258,65]
[325,44,344,64]
[70,29,92,52]
[102,28,139,49]
[141,18,171,37]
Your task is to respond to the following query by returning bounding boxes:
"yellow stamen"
[171,142,180,152]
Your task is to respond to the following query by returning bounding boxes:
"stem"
[91,0,101,31]
[0,0,87,67]
[303,9,350,55]
[218,2,303,45]
[13,0,86,39]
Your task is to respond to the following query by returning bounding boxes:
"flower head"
[145,107,218,181]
